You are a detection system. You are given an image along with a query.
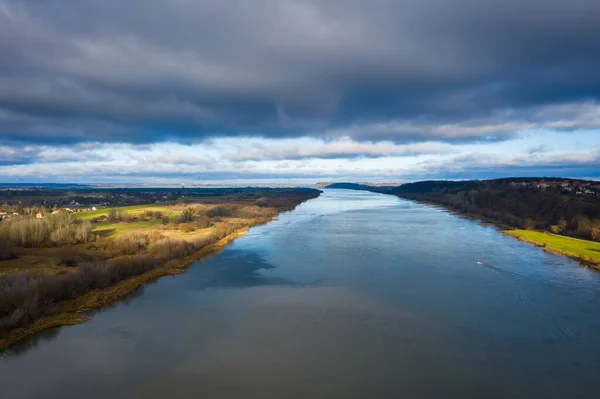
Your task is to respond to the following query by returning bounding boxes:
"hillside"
[390,178,600,242]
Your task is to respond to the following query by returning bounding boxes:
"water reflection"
[187,250,300,288]
[0,327,61,358]
[2,190,600,399]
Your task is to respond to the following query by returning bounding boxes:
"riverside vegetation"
[326,179,600,268]
[0,188,320,349]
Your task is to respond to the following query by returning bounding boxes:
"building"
[35,212,44,219]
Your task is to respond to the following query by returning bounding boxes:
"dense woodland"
[396,180,600,241]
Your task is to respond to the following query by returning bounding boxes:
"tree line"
[0,212,93,248]
[390,179,600,242]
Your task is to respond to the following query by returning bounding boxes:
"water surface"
[2,190,600,398]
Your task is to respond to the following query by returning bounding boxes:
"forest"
[389,179,600,242]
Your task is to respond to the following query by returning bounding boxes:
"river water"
[2,189,600,398]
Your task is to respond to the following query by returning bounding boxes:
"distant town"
[508,178,600,194]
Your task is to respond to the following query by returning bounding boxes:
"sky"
[1,0,599,184]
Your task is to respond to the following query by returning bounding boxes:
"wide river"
[2,189,600,398]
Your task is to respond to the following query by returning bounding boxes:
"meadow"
[503,229,600,267]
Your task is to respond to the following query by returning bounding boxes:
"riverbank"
[400,195,600,269]
[400,196,600,269]
[0,189,320,350]
[502,229,600,270]
[0,228,249,351]
[328,185,600,269]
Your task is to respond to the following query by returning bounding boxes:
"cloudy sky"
[1,0,599,184]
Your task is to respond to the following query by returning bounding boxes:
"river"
[2,189,600,398]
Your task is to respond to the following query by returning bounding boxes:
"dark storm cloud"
[1,0,600,144]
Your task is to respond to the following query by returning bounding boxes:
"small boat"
[474,261,484,265]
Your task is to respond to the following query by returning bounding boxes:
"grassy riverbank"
[502,230,600,269]
[0,228,248,350]
[0,188,320,350]
[325,181,600,269]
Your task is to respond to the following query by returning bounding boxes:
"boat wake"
[474,259,591,350]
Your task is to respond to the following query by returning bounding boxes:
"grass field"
[503,230,600,266]
[75,203,179,220]
[92,219,165,237]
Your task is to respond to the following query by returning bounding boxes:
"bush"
[0,255,158,336]
[178,223,196,233]
[177,208,195,223]
[0,241,17,261]
[206,204,276,219]
[194,215,212,229]
[107,208,118,222]
[206,205,236,217]
[55,247,80,267]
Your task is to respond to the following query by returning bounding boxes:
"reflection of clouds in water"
[189,250,303,289]
[3,189,600,399]
[129,286,433,399]
[244,189,403,239]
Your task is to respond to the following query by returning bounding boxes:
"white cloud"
[0,132,598,182]
[224,139,454,161]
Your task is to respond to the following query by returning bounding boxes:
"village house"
[536,180,548,189]
[35,212,44,219]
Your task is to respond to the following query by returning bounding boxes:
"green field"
[92,219,165,237]
[75,203,178,220]
[74,203,184,237]
[504,230,600,266]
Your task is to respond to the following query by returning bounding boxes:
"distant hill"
[334,178,600,242]
[317,182,397,192]
[389,178,600,241]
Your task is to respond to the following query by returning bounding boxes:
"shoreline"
[500,230,600,271]
[0,226,251,351]
[388,193,600,270]
[0,190,321,351]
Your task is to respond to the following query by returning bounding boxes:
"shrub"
[54,247,80,267]
[177,208,195,223]
[0,241,17,261]
[206,205,236,217]
[0,255,158,336]
[178,223,196,233]
[194,215,212,229]
[107,208,118,222]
